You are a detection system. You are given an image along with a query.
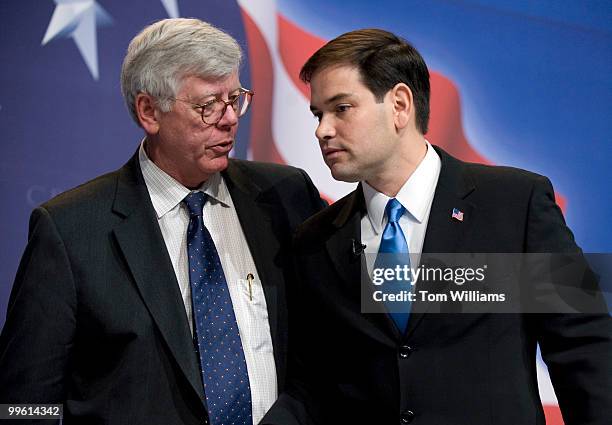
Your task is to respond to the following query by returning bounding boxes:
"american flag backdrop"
[1,1,611,423]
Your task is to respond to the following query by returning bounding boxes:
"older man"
[0,18,324,424]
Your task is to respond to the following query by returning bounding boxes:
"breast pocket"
[236,277,274,352]
[237,277,265,305]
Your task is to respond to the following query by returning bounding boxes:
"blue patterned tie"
[376,198,412,333]
[183,192,252,425]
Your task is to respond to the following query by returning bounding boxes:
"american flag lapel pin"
[451,208,464,222]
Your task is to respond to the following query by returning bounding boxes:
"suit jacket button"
[400,410,415,424]
[399,345,413,358]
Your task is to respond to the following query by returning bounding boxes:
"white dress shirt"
[361,141,441,274]
[138,141,277,425]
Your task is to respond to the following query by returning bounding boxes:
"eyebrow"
[193,86,242,103]
[310,92,354,111]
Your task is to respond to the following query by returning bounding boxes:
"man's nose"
[217,103,239,127]
[315,115,336,141]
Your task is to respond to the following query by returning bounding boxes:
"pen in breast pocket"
[246,273,254,301]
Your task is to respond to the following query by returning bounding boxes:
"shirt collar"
[138,139,232,219]
[363,140,441,234]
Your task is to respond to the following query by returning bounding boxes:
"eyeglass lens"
[202,91,252,124]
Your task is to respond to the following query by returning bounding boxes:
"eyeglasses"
[171,88,254,125]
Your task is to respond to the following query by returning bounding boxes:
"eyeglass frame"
[169,87,254,125]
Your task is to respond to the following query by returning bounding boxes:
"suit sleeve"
[0,206,76,409]
[526,176,612,425]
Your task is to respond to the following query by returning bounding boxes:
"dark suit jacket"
[0,151,325,424]
[263,146,612,425]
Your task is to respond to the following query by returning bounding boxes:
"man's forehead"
[178,73,241,99]
[309,65,366,107]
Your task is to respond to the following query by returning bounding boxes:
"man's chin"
[329,165,361,183]
[203,155,230,174]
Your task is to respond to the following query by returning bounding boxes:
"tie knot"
[183,191,208,217]
[385,198,405,223]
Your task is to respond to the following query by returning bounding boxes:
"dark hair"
[300,28,430,134]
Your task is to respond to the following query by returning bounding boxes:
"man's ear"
[390,83,413,130]
[135,93,160,134]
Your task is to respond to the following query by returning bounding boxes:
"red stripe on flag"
[277,13,322,99]
[240,9,286,164]
[554,193,566,212]
[544,404,564,425]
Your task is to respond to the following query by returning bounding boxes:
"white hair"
[120,18,243,125]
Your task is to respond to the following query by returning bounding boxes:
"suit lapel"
[325,186,400,345]
[405,146,476,337]
[421,147,476,254]
[111,153,205,404]
[221,161,285,378]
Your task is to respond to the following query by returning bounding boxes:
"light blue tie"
[376,198,412,333]
[183,192,252,425]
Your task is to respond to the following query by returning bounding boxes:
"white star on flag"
[160,0,180,18]
[42,0,113,80]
